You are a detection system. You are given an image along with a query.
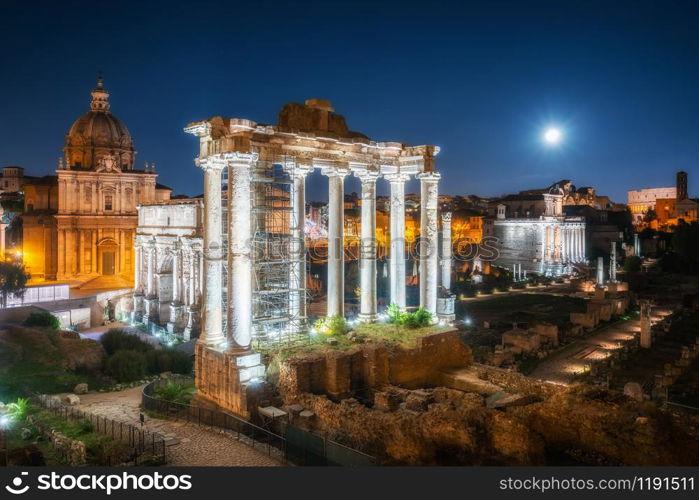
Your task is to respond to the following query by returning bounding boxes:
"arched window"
[105,195,113,211]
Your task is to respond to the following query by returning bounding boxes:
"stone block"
[63,394,80,406]
[405,390,433,412]
[373,391,402,411]
[73,383,88,395]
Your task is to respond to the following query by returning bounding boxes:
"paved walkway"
[530,308,672,385]
[75,386,282,466]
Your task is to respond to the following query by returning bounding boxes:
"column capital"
[441,211,452,223]
[384,172,410,183]
[356,170,380,184]
[285,163,314,179]
[322,166,350,178]
[416,171,441,182]
[222,151,259,168]
[195,155,227,172]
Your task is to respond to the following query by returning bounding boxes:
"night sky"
[1,0,698,202]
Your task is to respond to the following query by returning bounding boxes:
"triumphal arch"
[185,98,442,416]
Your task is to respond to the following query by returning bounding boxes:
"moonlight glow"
[543,127,563,145]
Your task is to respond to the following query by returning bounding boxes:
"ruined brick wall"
[194,343,261,418]
[279,329,471,399]
[293,390,546,465]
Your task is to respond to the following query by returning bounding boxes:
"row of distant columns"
[543,223,586,264]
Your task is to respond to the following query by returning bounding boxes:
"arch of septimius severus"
[183,99,446,416]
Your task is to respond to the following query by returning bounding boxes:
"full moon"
[543,127,563,145]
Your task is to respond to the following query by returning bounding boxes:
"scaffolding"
[216,157,308,347]
[251,159,308,346]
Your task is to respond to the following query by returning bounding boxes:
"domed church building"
[22,77,171,285]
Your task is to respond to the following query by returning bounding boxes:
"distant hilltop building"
[629,171,699,229]
[22,76,171,284]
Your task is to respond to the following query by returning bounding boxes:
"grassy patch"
[259,322,451,363]
[22,404,131,465]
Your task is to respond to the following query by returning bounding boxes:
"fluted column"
[146,244,155,297]
[287,163,313,331]
[358,171,379,322]
[172,242,181,304]
[226,152,258,351]
[440,212,453,291]
[418,172,440,314]
[134,243,142,293]
[196,156,226,347]
[580,225,586,262]
[324,167,349,317]
[386,173,410,309]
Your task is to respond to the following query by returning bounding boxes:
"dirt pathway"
[75,386,282,466]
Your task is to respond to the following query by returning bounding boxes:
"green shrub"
[23,311,60,330]
[153,380,194,404]
[313,316,348,336]
[404,308,433,328]
[386,304,433,329]
[145,349,193,375]
[387,302,404,324]
[106,350,146,383]
[100,329,152,356]
[6,397,29,420]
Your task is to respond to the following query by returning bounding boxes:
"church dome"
[63,76,136,170]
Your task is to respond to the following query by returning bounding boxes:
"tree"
[0,261,29,308]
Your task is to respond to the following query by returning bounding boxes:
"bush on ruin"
[106,350,146,383]
[100,329,152,356]
[313,316,348,336]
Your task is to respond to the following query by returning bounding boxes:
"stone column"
[196,156,227,347]
[440,212,453,290]
[288,163,313,330]
[134,243,142,293]
[172,243,181,304]
[358,171,379,322]
[146,244,155,297]
[91,231,97,273]
[610,241,617,282]
[596,256,605,287]
[324,167,348,317]
[418,172,440,314]
[580,225,586,262]
[386,172,410,310]
[168,241,183,333]
[226,152,258,351]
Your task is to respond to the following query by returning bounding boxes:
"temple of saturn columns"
[183,99,447,416]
